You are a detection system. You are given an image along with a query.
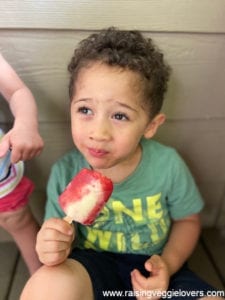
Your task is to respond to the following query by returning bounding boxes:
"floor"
[0,228,224,300]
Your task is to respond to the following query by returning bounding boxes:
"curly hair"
[68,27,171,117]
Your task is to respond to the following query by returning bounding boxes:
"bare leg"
[20,259,94,300]
[0,205,41,274]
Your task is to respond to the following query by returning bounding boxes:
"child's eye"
[113,113,129,121]
[78,107,92,115]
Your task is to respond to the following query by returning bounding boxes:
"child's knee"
[20,259,94,300]
[21,264,71,299]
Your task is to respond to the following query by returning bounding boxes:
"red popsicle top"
[59,168,113,225]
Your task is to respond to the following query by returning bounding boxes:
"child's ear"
[144,113,166,139]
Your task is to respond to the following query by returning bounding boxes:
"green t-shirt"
[45,138,204,255]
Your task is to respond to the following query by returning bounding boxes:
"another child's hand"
[131,254,170,300]
[36,218,75,266]
[0,124,44,163]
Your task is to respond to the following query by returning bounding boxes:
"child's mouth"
[88,148,109,158]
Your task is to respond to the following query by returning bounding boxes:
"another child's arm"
[36,218,74,266]
[0,53,44,163]
[131,213,201,299]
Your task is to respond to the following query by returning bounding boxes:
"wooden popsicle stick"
[63,215,74,224]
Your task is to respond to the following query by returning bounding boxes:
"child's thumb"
[145,255,161,273]
[145,259,153,273]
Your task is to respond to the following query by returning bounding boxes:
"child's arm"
[131,213,201,299]
[36,218,74,266]
[0,53,44,163]
[161,213,201,274]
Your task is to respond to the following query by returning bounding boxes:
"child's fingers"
[131,269,152,300]
[37,219,74,249]
[145,255,162,274]
[10,142,35,163]
[10,148,22,164]
[0,138,10,157]
[36,218,74,266]
[144,255,170,293]
[0,132,22,163]
[131,269,148,289]
[38,240,71,253]
[37,245,71,267]
[39,227,74,243]
[42,218,74,236]
[43,251,71,266]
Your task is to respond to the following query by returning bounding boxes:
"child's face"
[70,63,159,172]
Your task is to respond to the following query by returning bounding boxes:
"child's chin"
[88,161,112,171]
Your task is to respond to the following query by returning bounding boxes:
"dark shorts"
[69,248,221,300]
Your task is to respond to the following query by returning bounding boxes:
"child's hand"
[36,218,75,266]
[131,255,170,300]
[0,124,44,163]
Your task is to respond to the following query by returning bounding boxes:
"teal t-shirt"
[45,139,204,255]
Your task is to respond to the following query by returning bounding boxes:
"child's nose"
[90,119,111,141]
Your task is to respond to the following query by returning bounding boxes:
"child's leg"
[20,259,94,300]
[0,205,41,274]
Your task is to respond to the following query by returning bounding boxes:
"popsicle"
[59,168,113,225]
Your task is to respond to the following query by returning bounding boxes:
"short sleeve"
[167,152,204,220]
